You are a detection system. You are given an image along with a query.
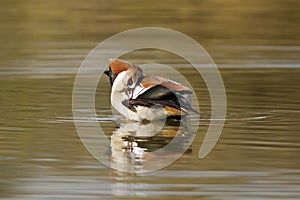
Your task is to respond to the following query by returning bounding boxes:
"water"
[1,0,300,199]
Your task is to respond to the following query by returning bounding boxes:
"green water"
[1,1,300,199]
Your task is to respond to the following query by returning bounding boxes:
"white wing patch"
[132,84,149,99]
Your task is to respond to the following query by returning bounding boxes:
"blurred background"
[0,0,300,199]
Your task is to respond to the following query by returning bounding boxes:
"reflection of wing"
[130,76,195,114]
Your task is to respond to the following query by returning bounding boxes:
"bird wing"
[132,76,191,98]
[129,75,194,114]
[140,76,192,94]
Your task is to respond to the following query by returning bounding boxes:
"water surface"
[1,0,300,199]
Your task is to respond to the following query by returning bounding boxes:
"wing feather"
[128,75,195,115]
[140,76,192,93]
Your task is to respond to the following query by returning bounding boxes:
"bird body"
[105,59,197,122]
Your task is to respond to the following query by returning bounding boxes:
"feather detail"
[164,106,184,116]
[160,81,192,93]
[141,76,192,93]
[140,76,166,88]
[136,85,173,100]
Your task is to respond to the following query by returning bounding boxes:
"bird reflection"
[110,119,195,173]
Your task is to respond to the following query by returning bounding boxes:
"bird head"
[104,58,134,86]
